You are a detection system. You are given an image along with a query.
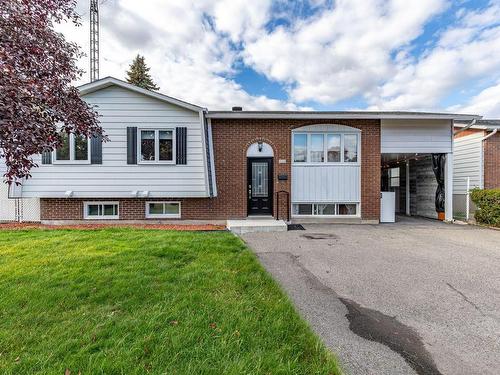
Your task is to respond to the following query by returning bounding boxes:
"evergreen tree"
[125,54,160,91]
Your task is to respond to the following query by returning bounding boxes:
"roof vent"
[232,106,243,111]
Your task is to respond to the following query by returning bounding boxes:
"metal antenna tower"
[90,0,99,82]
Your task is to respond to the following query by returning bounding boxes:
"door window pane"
[159,130,173,161]
[327,134,341,162]
[310,134,324,162]
[390,167,400,187]
[252,162,268,197]
[344,134,358,162]
[141,130,155,161]
[56,133,70,160]
[293,134,307,162]
[74,135,88,160]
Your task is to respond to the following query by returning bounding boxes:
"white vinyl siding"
[381,119,452,153]
[292,165,361,202]
[19,85,210,198]
[453,132,484,194]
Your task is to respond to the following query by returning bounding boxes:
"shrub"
[470,188,500,227]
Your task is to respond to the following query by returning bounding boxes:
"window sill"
[145,215,181,219]
[53,161,91,165]
[138,161,175,165]
[83,216,120,220]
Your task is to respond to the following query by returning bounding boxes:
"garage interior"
[381,153,443,221]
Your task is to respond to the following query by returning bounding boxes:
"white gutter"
[207,112,480,121]
[454,118,477,136]
[482,128,498,141]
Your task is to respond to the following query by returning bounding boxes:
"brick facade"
[484,131,500,189]
[41,118,381,222]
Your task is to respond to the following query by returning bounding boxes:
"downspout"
[481,128,498,141]
[453,119,476,136]
[203,111,217,197]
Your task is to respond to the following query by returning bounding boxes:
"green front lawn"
[0,229,341,374]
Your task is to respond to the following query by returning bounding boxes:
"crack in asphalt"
[257,251,442,375]
[446,283,485,316]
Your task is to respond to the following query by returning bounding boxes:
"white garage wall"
[381,119,452,153]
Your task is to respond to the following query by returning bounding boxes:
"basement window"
[84,202,119,220]
[292,203,358,217]
[146,202,181,218]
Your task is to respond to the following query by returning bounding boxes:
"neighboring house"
[453,120,500,217]
[2,77,479,224]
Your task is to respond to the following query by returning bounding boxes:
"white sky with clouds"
[57,0,500,116]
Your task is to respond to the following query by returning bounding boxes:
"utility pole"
[90,0,99,82]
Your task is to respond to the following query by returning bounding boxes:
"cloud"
[57,0,301,110]
[243,0,448,104]
[56,0,500,115]
[449,81,500,117]
[368,1,500,111]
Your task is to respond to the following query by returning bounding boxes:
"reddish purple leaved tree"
[0,0,104,184]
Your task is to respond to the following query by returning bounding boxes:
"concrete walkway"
[241,218,500,375]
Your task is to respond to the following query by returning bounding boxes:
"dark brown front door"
[247,157,273,216]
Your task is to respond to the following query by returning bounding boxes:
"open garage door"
[382,153,446,221]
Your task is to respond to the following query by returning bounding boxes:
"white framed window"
[145,201,181,218]
[138,128,175,163]
[292,203,359,217]
[54,132,91,164]
[292,133,359,164]
[84,202,119,220]
[390,167,400,187]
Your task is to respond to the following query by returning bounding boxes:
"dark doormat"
[287,224,305,231]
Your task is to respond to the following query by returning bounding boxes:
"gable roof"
[78,77,205,113]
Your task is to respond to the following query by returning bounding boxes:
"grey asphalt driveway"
[241,217,500,375]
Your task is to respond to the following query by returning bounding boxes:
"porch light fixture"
[64,190,73,198]
[258,141,263,152]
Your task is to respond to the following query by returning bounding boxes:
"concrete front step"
[227,218,287,234]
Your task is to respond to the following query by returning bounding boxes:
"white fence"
[0,183,40,222]
[453,177,474,222]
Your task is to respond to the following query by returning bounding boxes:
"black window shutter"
[127,127,137,164]
[90,134,103,164]
[41,150,52,164]
[176,127,187,165]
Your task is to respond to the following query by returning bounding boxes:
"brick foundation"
[41,119,381,222]
[40,198,215,221]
